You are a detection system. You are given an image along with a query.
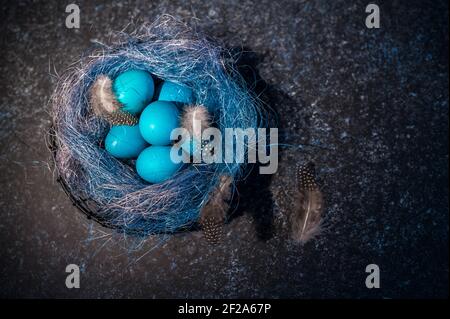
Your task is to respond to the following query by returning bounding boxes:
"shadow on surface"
[225,47,303,241]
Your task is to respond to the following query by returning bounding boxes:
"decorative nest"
[48,15,264,237]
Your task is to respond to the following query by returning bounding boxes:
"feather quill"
[200,174,232,245]
[180,105,213,159]
[291,162,324,244]
[89,75,138,125]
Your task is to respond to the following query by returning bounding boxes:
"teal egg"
[157,81,194,104]
[136,146,183,183]
[113,69,154,115]
[139,101,180,145]
[105,125,148,159]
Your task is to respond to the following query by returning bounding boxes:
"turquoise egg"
[113,69,154,115]
[157,81,194,104]
[139,101,180,145]
[136,146,183,183]
[105,125,148,159]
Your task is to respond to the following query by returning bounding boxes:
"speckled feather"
[291,162,324,244]
[180,105,214,160]
[200,175,232,245]
[104,110,138,126]
[201,216,224,246]
[89,75,138,125]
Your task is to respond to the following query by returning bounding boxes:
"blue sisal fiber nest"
[49,15,263,236]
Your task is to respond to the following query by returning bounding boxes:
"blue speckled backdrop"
[0,0,448,298]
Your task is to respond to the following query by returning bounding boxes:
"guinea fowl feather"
[291,162,324,244]
[179,105,213,160]
[200,175,232,245]
[89,75,138,125]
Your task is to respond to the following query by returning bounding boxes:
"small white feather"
[181,105,212,139]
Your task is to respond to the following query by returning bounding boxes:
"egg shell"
[136,146,183,183]
[113,69,155,115]
[105,125,148,159]
[139,101,180,145]
[156,81,194,104]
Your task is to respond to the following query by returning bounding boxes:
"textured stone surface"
[0,0,448,298]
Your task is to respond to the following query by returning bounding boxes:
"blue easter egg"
[105,125,148,159]
[113,69,154,115]
[157,81,194,104]
[139,101,180,145]
[136,146,183,183]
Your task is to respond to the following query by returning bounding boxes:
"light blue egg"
[105,125,148,159]
[136,146,183,183]
[157,81,194,104]
[139,101,180,145]
[113,69,155,115]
